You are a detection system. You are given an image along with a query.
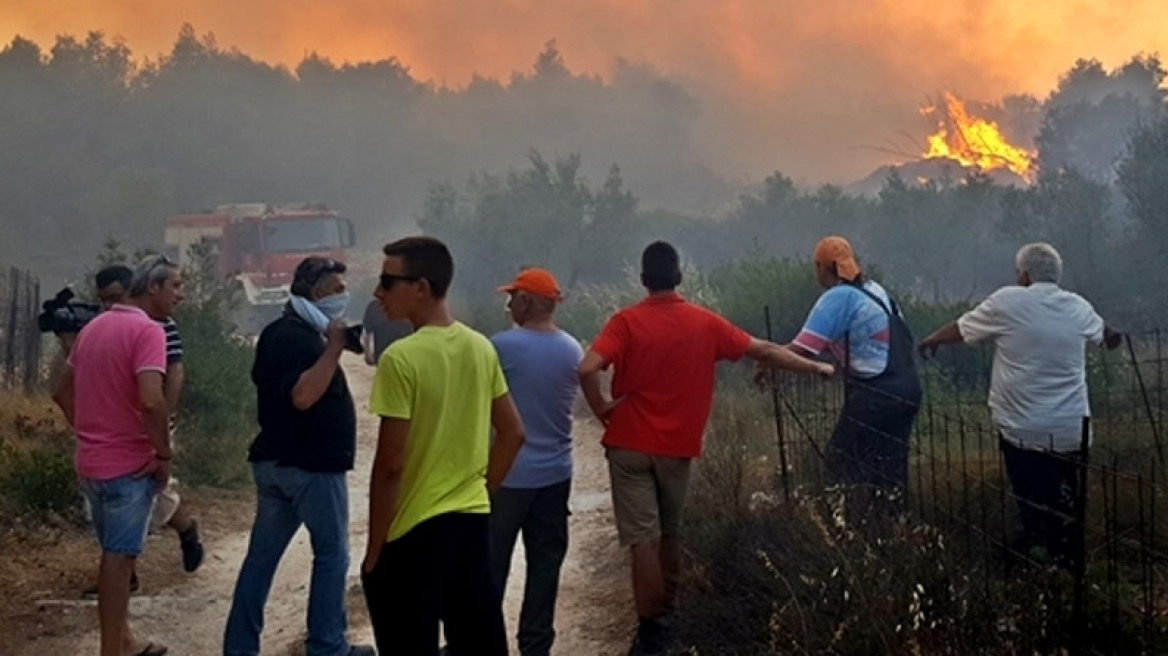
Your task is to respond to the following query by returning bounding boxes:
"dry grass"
[0,391,78,524]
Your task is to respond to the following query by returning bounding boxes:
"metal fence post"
[1071,417,1091,653]
[764,305,791,501]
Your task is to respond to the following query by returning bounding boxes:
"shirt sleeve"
[270,330,325,400]
[490,351,509,400]
[792,289,850,355]
[1079,298,1106,344]
[713,313,753,361]
[490,333,514,378]
[370,347,415,419]
[590,314,628,363]
[570,335,585,364]
[956,292,1003,344]
[133,322,168,374]
[164,320,184,364]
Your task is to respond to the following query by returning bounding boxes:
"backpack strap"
[850,283,897,317]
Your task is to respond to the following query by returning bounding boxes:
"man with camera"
[53,255,186,656]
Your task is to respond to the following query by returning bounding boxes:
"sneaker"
[81,572,140,600]
[348,646,377,655]
[179,518,205,573]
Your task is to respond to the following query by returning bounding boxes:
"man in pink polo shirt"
[54,255,184,656]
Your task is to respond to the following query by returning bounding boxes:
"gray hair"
[1015,242,1063,284]
[130,255,179,297]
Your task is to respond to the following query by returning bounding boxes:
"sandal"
[132,642,168,656]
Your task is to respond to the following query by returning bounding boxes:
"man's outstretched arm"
[747,339,834,377]
[918,322,964,358]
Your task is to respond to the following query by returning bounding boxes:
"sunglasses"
[301,258,346,287]
[144,253,174,270]
[379,272,422,289]
[139,253,177,280]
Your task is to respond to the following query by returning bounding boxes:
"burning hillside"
[848,92,1037,196]
[921,92,1035,179]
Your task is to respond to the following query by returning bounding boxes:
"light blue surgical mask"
[313,291,350,320]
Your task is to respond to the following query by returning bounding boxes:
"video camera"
[37,287,100,334]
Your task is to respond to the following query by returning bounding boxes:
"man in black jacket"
[224,257,374,656]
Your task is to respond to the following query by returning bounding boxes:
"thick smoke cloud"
[4,0,1167,183]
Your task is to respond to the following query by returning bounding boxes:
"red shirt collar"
[640,292,683,305]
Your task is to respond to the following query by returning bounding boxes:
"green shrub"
[171,320,255,488]
[0,407,80,522]
[705,256,821,340]
[0,443,77,519]
[554,266,645,342]
[171,239,256,488]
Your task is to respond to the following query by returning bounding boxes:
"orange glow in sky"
[3,0,1165,181]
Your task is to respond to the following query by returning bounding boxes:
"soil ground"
[0,353,632,655]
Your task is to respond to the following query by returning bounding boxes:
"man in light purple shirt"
[489,268,583,656]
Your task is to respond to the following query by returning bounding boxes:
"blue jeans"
[224,461,351,656]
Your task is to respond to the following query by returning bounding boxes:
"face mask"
[313,291,350,320]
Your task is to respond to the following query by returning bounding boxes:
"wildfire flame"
[921,92,1034,180]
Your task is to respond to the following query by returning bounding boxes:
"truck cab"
[165,203,356,306]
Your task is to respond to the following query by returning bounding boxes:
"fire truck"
[164,203,355,307]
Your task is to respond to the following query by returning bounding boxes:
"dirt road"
[19,353,631,655]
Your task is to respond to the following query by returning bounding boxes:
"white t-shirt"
[957,282,1105,452]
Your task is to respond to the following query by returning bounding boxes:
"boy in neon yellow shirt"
[362,236,525,655]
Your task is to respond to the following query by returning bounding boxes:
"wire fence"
[748,327,1168,654]
[0,265,41,393]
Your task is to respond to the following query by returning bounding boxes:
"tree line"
[0,26,720,284]
[1,26,1166,331]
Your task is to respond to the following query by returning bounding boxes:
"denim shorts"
[78,474,157,556]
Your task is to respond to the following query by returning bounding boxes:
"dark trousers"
[1001,439,1084,564]
[362,512,507,656]
[489,480,571,656]
[825,385,918,503]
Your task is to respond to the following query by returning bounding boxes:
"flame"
[921,92,1034,179]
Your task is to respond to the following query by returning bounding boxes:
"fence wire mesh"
[685,326,1168,654]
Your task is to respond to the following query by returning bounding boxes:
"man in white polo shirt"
[919,242,1122,562]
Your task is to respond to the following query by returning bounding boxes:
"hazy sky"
[4,0,1166,183]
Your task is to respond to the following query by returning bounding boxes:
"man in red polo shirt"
[579,241,832,655]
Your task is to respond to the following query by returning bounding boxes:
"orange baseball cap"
[497,268,563,301]
[813,236,861,282]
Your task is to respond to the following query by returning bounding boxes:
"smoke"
[4,0,1167,183]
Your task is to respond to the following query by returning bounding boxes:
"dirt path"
[16,353,631,655]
